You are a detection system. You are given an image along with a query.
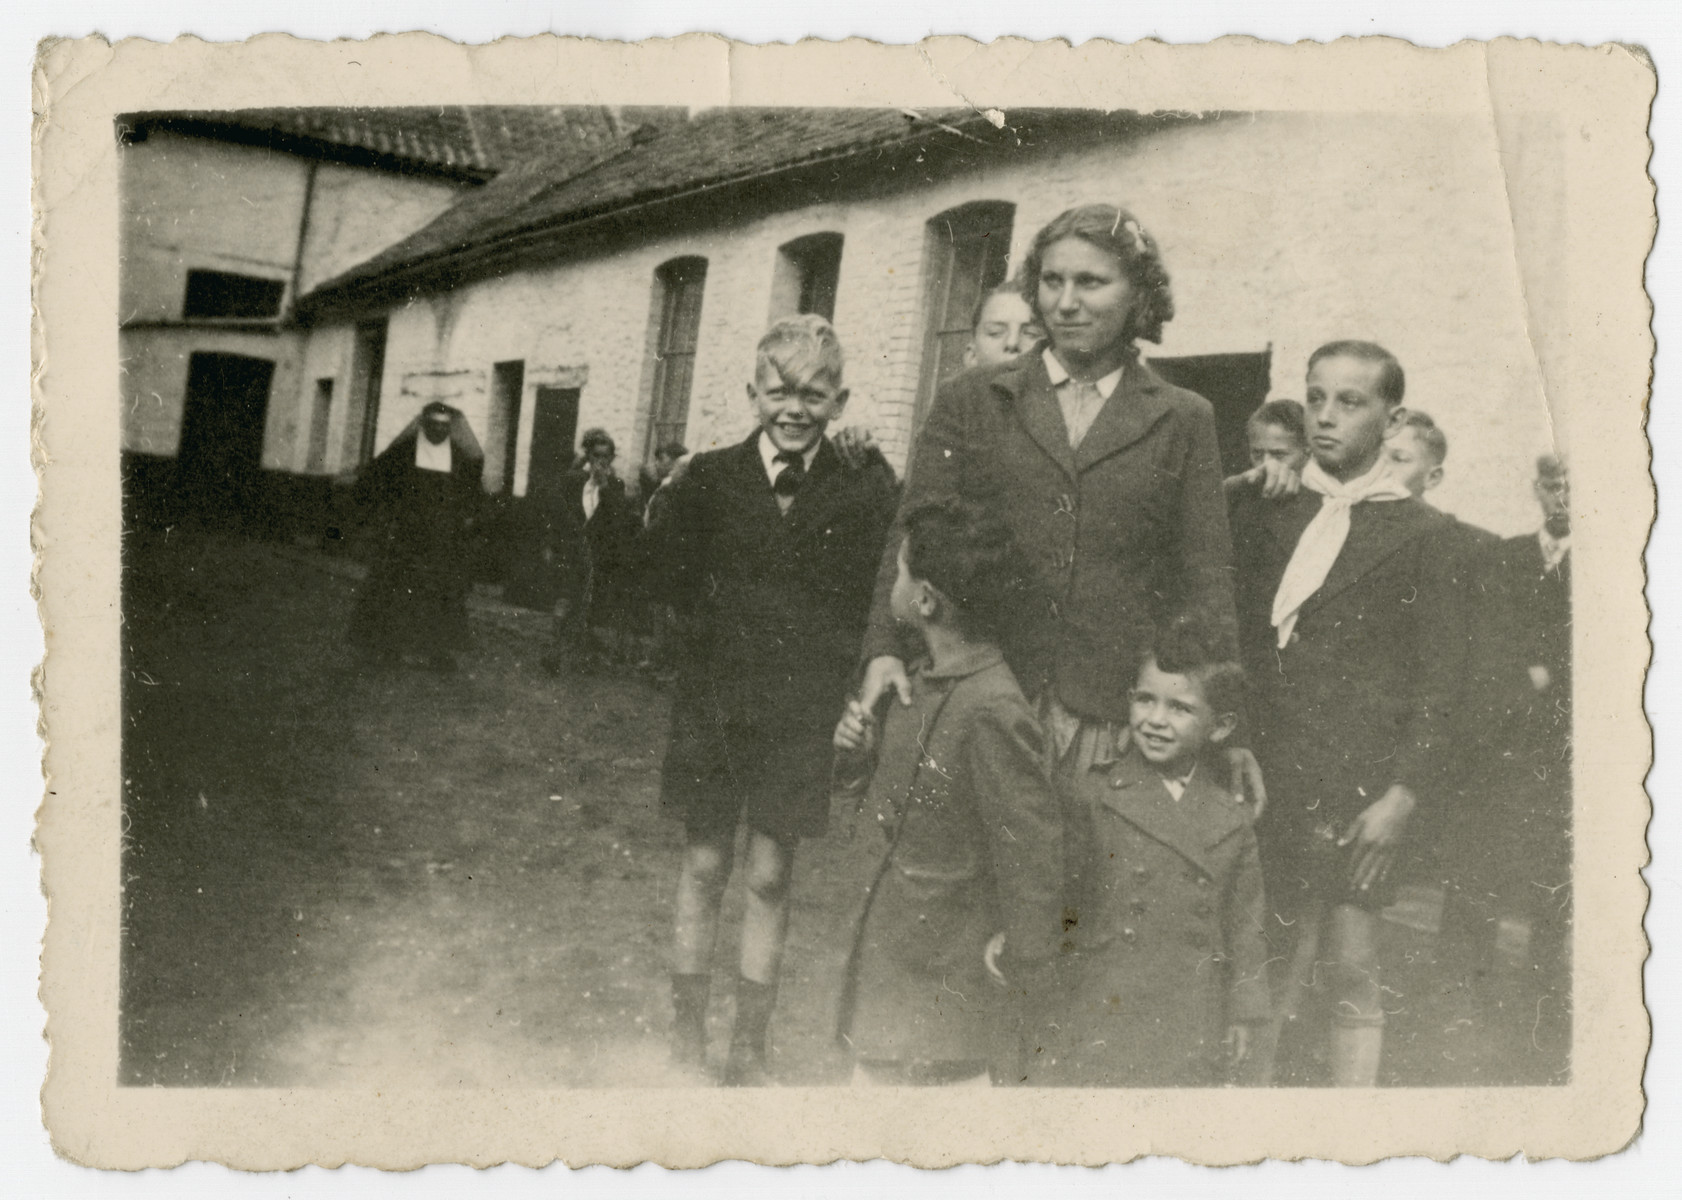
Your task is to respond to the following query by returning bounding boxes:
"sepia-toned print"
[36,35,1652,1167]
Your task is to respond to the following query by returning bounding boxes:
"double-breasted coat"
[838,647,1064,1066]
[862,351,1238,724]
[1227,484,1470,912]
[653,432,899,840]
[1030,749,1270,1087]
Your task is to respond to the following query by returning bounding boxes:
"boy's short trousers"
[1257,808,1404,916]
[660,706,830,842]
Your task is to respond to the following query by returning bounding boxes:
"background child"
[833,499,1062,1088]
[964,278,1044,369]
[653,314,898,1085]
[1225,399,1310,492]
[1032,616,1270,1087]
[1384,409,1447,499]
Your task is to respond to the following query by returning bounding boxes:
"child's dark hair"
[1020,203,1175,345]
[1144,614,1246,719]
[1247,398,1308,444]
[1307,340,1406,405]
[655,440,689,460]
[901,498,1027,639]
[580,428,616,458]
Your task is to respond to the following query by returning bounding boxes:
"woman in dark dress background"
[348,401,484,671]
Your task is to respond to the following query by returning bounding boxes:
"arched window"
[916,201,1015,427]
[646,256,708,454]
[769,232,844,322]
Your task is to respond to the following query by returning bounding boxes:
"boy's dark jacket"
[861,350,1237,723]
[837,648,1063,1065]
[1035,747,1269,1086]
[1227,482,1472,828]
[651,431,898,772]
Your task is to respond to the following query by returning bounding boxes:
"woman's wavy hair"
[1020,203,1176,346]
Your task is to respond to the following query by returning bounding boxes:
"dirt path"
[121,532,873,1087]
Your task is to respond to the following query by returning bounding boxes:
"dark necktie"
[773,450,806,499]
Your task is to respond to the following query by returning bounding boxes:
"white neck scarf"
[1271,458,1412,647]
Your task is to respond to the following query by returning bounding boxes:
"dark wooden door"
[526,386,580,499]
[177,351,275,521]
[1147,349,1273,477]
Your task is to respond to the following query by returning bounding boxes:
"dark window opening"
[771,232,844,322]
[647,257,707,456]
[1147,349,1276,476]
[306,378,333,473]
[182,269,286,320]
[915,201,1015,431]
[347,318,388,466]
[488,360,526,495]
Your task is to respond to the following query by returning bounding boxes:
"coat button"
[1132,866,1150,881]
[1289,631,1301,645]
[1111,776,1127,789]
[1195,876,1210,888]
[1121,927,1137,944]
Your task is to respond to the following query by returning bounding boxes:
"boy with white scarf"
[1228,341,1469,1087]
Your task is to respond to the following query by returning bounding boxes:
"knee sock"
[1330,1014,1385,1087]
[671,973,710,1060]
[730,975,779,1059]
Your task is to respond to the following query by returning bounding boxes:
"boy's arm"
[1222,827,1272,1027]
[1391,517,1473,804]
[1174,401,1240,651]
[962,698,1064,966]
[646,454,710,612]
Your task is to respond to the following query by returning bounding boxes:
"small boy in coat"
[833,498,1063,1086]
[654,315,898,1085]
[1033,616,1270,1087]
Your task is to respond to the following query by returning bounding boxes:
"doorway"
[1147,349,1274,476]
[526,386,581,500]
[176,351,275,523]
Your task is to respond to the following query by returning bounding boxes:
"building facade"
[291,108,1565,535]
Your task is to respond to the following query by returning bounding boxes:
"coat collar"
[1094,749,1249,877]
[992,351,1174,480]
[917,643,1007,682]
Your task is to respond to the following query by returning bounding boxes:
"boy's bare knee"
[744,860,790,904]
[682,839,730,891]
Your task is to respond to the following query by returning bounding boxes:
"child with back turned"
[1032,615,1271,1087]
[833,499,1064,1087]
[653,314,898,1085]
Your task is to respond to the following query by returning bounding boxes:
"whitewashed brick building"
[287,107,1563,534]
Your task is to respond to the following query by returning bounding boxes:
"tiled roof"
[121,106,667,181]
[298,106,1164,318]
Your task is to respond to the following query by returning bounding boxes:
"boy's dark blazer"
[654,431,899,778]
[862,350,1237,723]
[1227,483,1471,830]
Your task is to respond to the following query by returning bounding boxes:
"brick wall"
[292,111,1563,535]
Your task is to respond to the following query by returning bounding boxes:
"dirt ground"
[119,530,1566,1089]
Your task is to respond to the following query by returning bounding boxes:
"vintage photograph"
[115,101,1573,1090]
[34,34,1653,1167]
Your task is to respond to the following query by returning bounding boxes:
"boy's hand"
[1229,460,1304,498]
[860,655,913,710]
[984,933,1009,986]
[833,425,879,469]
[1340,784,1418,893]
[833,698,877,755]
[1224,1024,1252,1066]
[1226,747,1267,819]
[1257,458,1303,498]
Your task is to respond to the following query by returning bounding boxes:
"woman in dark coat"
[348,401,484,669]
